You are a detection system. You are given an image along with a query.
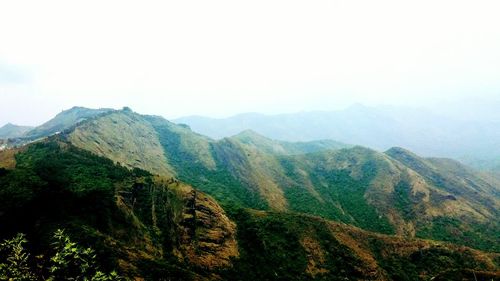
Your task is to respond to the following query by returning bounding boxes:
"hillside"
[174,104,500,171]
[67,108,175,176]
[0,123,33,139]
[232,129,349,155]
[0,140,498,280]
[50,108,500,252]
[0,140,238,280]
[225,209,499,281]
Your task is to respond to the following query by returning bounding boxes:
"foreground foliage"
[0,230,121,281]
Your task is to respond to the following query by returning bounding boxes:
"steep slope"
[1,141,498,280]
[225,209,499,281]
[280,147,499,250]
[67,109,174,176]
[59,108,500,252]
[0,123,33,139]
[385,147,500,249]
[0,140,238,280]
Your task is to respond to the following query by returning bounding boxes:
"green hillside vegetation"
[0,140,239,280]
[173,105,500,172]
[0,140,498,280]
[67,109,175,176]
[223,209,499,281]
[0,230,121,280]
[55,108,500,252]
[232,129,349,155]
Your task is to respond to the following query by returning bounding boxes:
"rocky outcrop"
[177,186,239,269]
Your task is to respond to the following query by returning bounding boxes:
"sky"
[1,0,500,126]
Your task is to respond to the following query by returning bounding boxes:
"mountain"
[40,107,500,253]
[0,106,114,150]
[0,123,33,139]
[0,140,238,280]
[23,106,113,140]
[232,129,350,155]
[226,209,500,281]
[0,140,498,280]
[174,104,500,171]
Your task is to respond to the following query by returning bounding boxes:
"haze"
[1,0,500,126]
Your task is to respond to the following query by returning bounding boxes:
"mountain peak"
[0,123,34,139]
[385,146,420,160]
[234,129,267,139]
[23,107,114,140]
[1,123,14,129]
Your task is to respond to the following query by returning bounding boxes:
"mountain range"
[0,106,499,280]
[174,104,500,172]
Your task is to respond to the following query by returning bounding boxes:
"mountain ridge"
[39,107,500,252]
[174,104,500,171]
[1,106,499,280]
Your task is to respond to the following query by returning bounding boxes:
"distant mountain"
[40,107,500,252]
[174,104,500,170]
[23,106,113,140]
[1,140,498,280]
[0,123,33,139]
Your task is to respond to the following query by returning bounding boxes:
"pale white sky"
[1,0,500,126]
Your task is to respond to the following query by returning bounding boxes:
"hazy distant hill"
[0,123,33,139]
[174,104,500,170]
[31,107,498,252]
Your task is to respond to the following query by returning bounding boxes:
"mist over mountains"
[174,103,500,171]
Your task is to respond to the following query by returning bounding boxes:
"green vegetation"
[0,230,121,280]
[223,209,499,281]
[392,179,414,220]
[0,141,198,280]
[43,109,497,253]
[369,239,493,281]
[221,209,366,281]
[73,110,499,252]
[416,217,500,252]
[232,129,349,155]
[279,152,395,235]
[0,138,498,280]
[146,115,268,209]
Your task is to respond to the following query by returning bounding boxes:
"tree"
[0,230,123,281]
[0,233,35,281]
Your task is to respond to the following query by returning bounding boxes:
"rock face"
[114,178,239,277]
[177,187,239,269]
